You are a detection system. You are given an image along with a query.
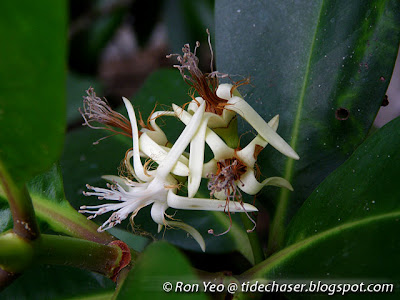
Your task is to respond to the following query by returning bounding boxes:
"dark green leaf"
[0,197,12,234]
[286,116,400,247]
[1,265,114,300]
[115,241,208,300]
[215,0,400,248]
[0,1,67,183]
[108,227,150,252]
[0,163,115,242]
[243,117,400,297]
[27,164,114,244]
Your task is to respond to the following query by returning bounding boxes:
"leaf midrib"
[271,0,325,247]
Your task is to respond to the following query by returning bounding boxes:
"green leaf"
[0,163,115,243]
[0,1,67,184]
[115,241,208,300]
[108,227,150,252]
[243,117,400,292]
[63,291,113,300]
[0,198,12,234]
[0,265,114,300]
[27,164,114,244]
[61,69,254,260]
[215,0,400,249]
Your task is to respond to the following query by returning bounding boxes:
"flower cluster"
[79,39,299,252]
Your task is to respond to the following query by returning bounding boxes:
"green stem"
[240,213,265,265]
[34,234,124,278]
[0,232,125,278]
[0,163,39,240]
[31,193,115,245]
[0,231,34,272]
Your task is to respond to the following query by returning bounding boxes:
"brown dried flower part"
[80,88,133,142]
[208,158,247,200]
[207,157,258,236]
[167,31,229,115]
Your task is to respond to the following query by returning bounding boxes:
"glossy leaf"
[27,164,114,244]
[0,163,114,243]
[242,117,400,296]
[115,241,208,300]
[61,69,254,260]
[215,0,400,248]
[0,198,12,234]
[0,1,66,184]
[1,265,114,300]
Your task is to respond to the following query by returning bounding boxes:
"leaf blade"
[0,1,67,183]
[215,0,400,249]
[242,117,400,293]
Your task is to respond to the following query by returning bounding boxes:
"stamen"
[80,87,133,141]
[207,158,247,200]
[206,157,249,235]
[206,28,214,73]
[167,33,228,115]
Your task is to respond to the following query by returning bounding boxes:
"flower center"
[207,157,247,200]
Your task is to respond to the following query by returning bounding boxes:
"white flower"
[80,97,258,251]
[173,104,294,200]
[167,41,299,161]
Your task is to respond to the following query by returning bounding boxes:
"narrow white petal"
[167,190,258,212]
[140,133,189,177]
[269,114,280,129]
[202,159,217,177]
[172,103,191,123]
[227,96,300,160]
[188,116,209,197]
[123,150,142,182]
[157,102,205,179]
[101,175,130,191]
[122,97,152,181]
[160,145,189,165]
[165,220,206,252]
[173,104,233,160]
[188,97,204,114]
[236,114,280,167]
[238,169,294,195]
[150,201,168,228]
[145,110,175,145]
[216,83,233,100]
